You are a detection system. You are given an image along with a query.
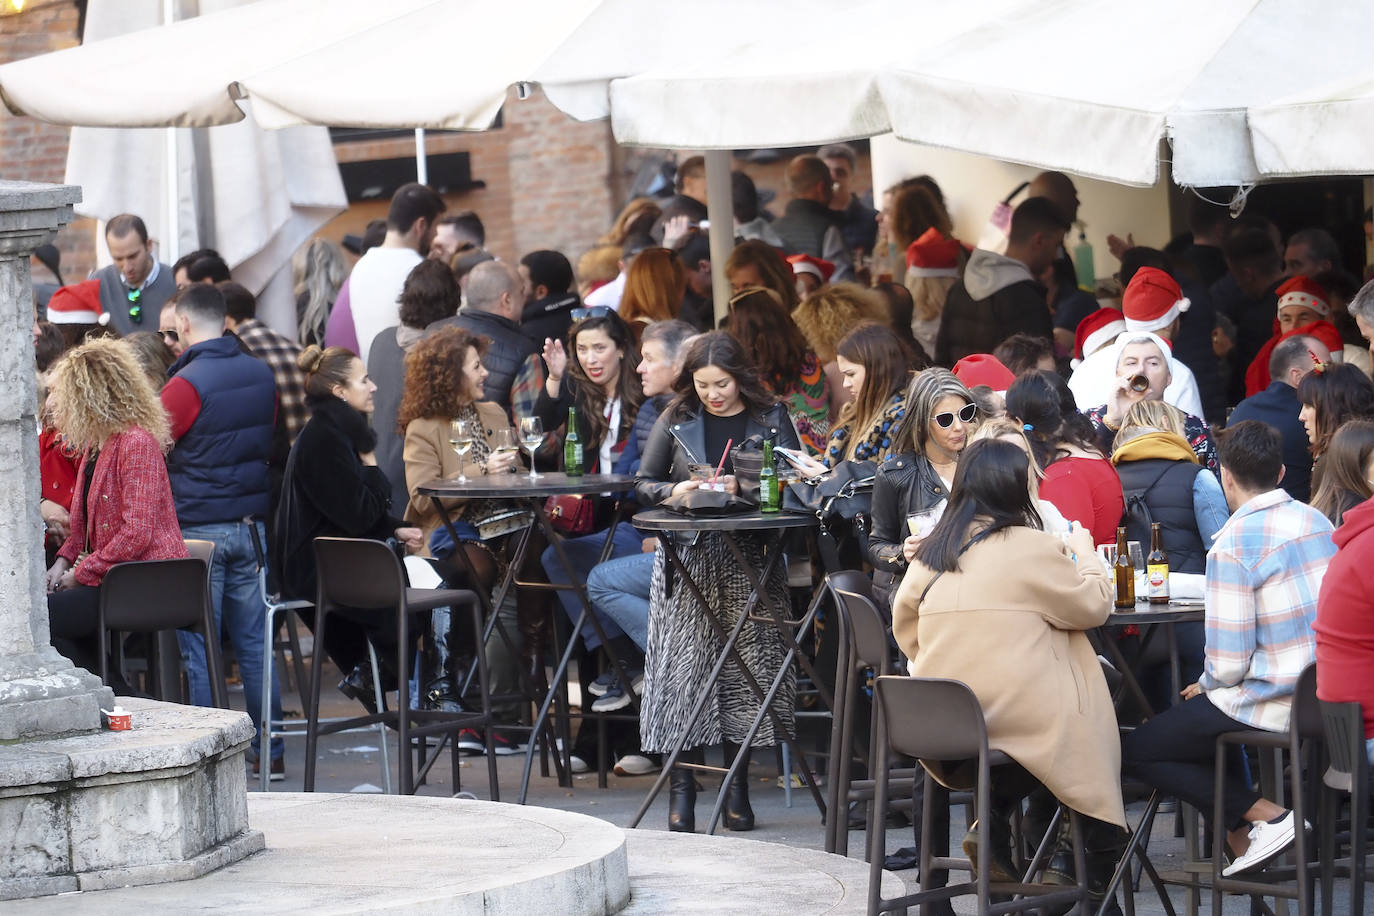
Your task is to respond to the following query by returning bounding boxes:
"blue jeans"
[177,520,283,761]
[1367,737,1374,766]
[586,552,652,651]
[540,523,645,650]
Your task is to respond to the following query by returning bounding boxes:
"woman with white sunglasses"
[867,368,978,611]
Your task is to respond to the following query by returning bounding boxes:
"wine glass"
[449,418,475,484]
[519,416,543,480]
[490,428,519,474]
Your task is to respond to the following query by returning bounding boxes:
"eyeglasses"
[160,328,179,344]
[126,287,143,324]
[571,306,612,321]
[932,403,978,429]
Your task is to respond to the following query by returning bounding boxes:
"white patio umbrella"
[1248,68,1374,179]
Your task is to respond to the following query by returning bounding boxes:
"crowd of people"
[30,149,1374,894]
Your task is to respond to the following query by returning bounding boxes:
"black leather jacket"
[635,402,799,507]
[865,451,950,573]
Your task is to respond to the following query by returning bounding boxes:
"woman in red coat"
[44,338,187,690]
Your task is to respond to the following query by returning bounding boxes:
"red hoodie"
[1314,495,1374,739]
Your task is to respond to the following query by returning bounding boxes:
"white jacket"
[1067,331,1204,418]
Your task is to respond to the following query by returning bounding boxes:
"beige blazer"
[892,524,1126,828]
[402,401,512,552]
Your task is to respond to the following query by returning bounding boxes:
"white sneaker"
[1222,811,1303,876]
[568,754,591,775]
[613,753,661,776]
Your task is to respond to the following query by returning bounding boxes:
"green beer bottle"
[760,440,780,513]
[564,406,583,476]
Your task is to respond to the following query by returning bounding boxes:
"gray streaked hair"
[892,367,976,457]
[1348,277,1374,324]
[464,260,520,314]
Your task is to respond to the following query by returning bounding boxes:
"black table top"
[632,507,820,532]
[1105,601,1205,625]
[416,472,637,499]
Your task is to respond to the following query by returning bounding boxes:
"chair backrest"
[1318,699,1366,793]
[184,538,215,567]
[1290,662,1323,739]
[826,571,890,671]
[875,675,989,761]
[100,558,210,631]
[312,537,406,610]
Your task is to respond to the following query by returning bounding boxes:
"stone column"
[0,180,113,740]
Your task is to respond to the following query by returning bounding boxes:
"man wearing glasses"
[92,213,176,336]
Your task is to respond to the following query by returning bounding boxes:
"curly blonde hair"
[51,337,170,451]
[792,283,889,363]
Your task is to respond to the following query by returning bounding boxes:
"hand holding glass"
[490,428,520,474]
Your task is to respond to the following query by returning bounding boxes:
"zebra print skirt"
[639,531,796,753]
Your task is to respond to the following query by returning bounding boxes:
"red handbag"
[545,458,598,536]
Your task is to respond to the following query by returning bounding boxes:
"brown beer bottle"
[1114,526,1135,609]
[1146,522,1170,604]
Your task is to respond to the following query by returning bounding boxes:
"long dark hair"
[668,331,778,421]
[913,438,1042,573]
[723,288,811,395]
[1297,362,1374,457]
[1005,369,1102,468]
[833,323,911,461]
[1311,419,1374,526]
[565,311,644,450]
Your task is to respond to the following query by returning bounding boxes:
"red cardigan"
[58,427,188,587]
[1314,496,1374,739]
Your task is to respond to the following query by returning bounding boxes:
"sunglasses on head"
[933,403,978,429]
[571,306,612,322]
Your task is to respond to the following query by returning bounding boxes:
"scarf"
[308,393,378,455]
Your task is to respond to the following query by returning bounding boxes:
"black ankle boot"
[669,748,702,833]
[338,663,379,715]
[721,742,755,831]
[421,607,465,714]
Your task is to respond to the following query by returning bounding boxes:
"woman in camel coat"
[892,437,1124,896]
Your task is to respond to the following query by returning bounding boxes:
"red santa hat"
[905,227,962,278]
[952,353,1015,394]
[1122,267,1190,332]
[787,253,835,284]
[1073,307,1127,364]
[45,279,106,325]
[1275,275,1330,317]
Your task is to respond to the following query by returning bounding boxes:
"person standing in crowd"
[672,229,715,331]
[1005,370,1123,546]
[1309,420,1374,528]
[867,369,977,609]
[902,218,964,360]
[618,248,687,342]
[1283,227,1341,279]
[276,346,424,709]
[1347,277,1374,365]
[772,154,854,281]
[91,214,176,337]
[725,240,800,309]
[429,211,486,264]
[651,156,709,243]
[730,170,785,248]
[370,260,461,510]
[324,182,445,363]
[791,282,889,404]
[1220,226,1286,405]
[220,281,308,447]
[586,234,656,312]
[635,331,803,833]
[44,338,188,692]
[518,250,582,348]
[121,331,176,393]
[1125,421,1335,878]
[723,288,833,454]
[818,142,877,259]
[993,333,1057,376]
[1241,276,1342,399]
[1297,361,1374,491]
[936,197,1066,366]
[293,237,348,348]
[1229,334,1331,502]
[160,284,283,779]
[172,249,230,290]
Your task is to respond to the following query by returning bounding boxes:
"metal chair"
[1209,663,1323,913]
[868,675,1090,916]
[97,545,228,708]
[303,537,496,798]
[1318,697,1369,916]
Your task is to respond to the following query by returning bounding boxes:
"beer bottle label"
[1146,563,1169,600]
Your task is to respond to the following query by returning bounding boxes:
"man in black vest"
[772,154,854,281]
[161,285,283,778]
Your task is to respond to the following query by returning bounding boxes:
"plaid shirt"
[234,318,308,444]
[1201,488,1334,731]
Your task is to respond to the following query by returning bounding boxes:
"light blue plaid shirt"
[1201,488,1334,731]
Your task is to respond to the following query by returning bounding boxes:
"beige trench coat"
[892,524,1126,828]
[401,401,513,554]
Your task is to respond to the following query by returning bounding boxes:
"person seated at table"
[276,345,424,711]
[44,338,190,693]
[866,368,978,611]
[1110,399,1230,711]
[1310,419,1374,527]
[1297,361,1374,496]
[397,326,524,735]
[893,437,1126,905]
[536,308,648,767]
[1313,427,1374,766]
[635,330,803,833]
[1124,421,1336,877]
[816,322,912,469]
[1006,369,1123,546]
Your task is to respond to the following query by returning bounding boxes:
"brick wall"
[0,0,95,285]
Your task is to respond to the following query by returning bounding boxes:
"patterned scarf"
[826,390,906,467]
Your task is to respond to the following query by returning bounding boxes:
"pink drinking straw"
[712,438,733,485]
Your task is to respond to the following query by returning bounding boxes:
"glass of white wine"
[449,418,475,484]
[519,416,543,481]
[490,428,519,474]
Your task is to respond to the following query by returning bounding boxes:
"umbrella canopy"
[1248,68,1374,179]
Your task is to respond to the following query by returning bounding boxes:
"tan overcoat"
[401,402,512,553]
[892,524,1126,828]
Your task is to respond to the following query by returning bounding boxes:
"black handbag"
[782,459,877,522]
